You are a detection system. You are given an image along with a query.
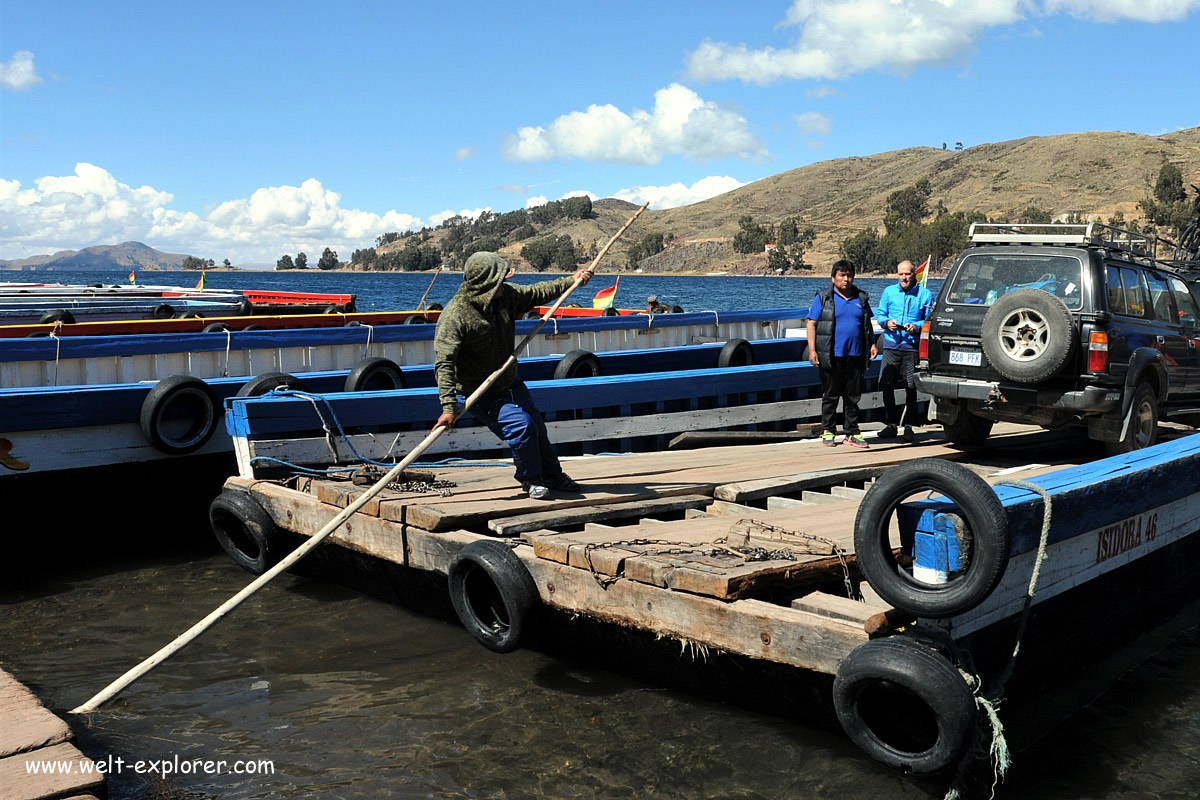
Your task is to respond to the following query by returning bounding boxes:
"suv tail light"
[1087,330,1109,373]
[919,320,931,360]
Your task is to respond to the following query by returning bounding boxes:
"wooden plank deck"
[0,668,102,800]
[226,421,1092,676]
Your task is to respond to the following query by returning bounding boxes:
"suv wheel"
[941,407,993,447]
[1105,382,1159,456]
[981,289,1076,383]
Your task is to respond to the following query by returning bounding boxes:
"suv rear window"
[945,253,1084,309]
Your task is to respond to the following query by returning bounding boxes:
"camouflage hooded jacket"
[433,252,573,413]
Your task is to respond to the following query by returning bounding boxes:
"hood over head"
[460,252,510,307]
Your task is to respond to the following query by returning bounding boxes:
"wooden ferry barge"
[207,416,1200,776]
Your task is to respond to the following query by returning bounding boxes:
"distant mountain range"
[0,241,192,271]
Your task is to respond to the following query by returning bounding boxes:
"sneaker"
[844,434,870,449]
[902,426,915,444]
[546,472,581,492]
[522,483,550,500]
[878,424,897,439]
[820,431,838,447]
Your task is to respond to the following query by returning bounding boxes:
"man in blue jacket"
[875,259,935,442]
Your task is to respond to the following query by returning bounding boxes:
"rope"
[50,324,63,386]
[942,478,1053,800]
[360,323,375,358]
[222,329,233,377]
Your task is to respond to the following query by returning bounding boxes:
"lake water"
[2,268,1198,800]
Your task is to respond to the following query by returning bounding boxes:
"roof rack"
[968,222,1189,270]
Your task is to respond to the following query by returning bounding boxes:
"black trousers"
[819,356,864,434]
[880,348,918,426]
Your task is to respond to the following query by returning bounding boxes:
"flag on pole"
[128,270,136,285]
[195,270,206,290]
[592,276,619,310]
[914,254,931,287]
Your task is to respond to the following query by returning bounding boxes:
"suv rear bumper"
[916,374,1120,412]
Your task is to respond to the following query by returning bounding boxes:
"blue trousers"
[467,380,564,485]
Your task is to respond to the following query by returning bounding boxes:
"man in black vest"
[805,259,878,448]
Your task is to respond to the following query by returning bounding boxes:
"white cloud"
[503,83,766,164]
[612,175,746,210]
[806,86,839,98]
[427,207,491,227]
[0,164,427,264]
[455,146,476,161]
[0,50,42,91]
[794,111,832,135]
[1045,0,1200,21]
[684,0,1196,83]
[525,195,548,208]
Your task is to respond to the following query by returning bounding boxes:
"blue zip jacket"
[875,281,935,351]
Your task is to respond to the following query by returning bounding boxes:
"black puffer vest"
[813,285,874,368]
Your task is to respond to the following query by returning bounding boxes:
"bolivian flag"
[195,270,206,290]
[128,270,136,284]
[914,255,931,287]
[592,277,619,310]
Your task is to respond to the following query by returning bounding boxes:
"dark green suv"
[917,223,1200,454]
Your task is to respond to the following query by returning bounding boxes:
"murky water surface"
[3,525,1199,800]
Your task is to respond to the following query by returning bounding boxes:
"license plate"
[949,349,982,367]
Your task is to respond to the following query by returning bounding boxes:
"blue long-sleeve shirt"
[875,282,935,351]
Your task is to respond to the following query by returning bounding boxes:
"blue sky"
[2,0,1198,265]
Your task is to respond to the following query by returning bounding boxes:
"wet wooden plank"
[0,741,103,800]
[0,671,71,759]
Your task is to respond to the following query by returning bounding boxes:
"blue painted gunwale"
[224,359,828,441]
[0,307,810,363]
[905,433,1200,559]
[0,337,811,434]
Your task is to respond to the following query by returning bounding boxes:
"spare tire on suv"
[980,288,1077,383]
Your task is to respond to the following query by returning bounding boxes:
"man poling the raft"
[68,202,649,715]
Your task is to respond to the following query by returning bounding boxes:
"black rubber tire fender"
[38,309,76,325]
[202,322,231,333]
[853,459,1009,618]
[235,298,254,316]
[404,314,428,324]
[717,338,753,368]
[833,636,977,775]
[242,324,265,331]
[447,540,539,653]
[602,307,619,316]
[343,356,406,392]
[151,303,175,319]
[1105,382,1159,456]
[139,375,220,455]
[980,289,1076,383]
[175,311,204,319]
[236,372,310,397]
[209,490,283,575]
[553,349,601,380]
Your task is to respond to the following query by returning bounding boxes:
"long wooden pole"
[69,201,647,715]
[415,266,442,311]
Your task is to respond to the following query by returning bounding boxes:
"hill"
[0,241,192,271]
[392,127,1200,275]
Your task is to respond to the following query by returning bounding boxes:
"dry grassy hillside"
[411,127,1200,275]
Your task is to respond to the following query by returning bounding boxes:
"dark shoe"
[878,424,897,439]
[903,426,915,443]
[546,472,581,492]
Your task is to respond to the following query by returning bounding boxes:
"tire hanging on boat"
[853,459,1009,618]
[208,489,285,575]
[447,540,540,653]
[343,356,406,392]
[553,349,601,380]
[38,309,76,325]
[236,372,310,397]
[717,338,753,368]
[404,314,428,325]
[202,322,231,333]
[138,374,220,455]
[833,635,977,775]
